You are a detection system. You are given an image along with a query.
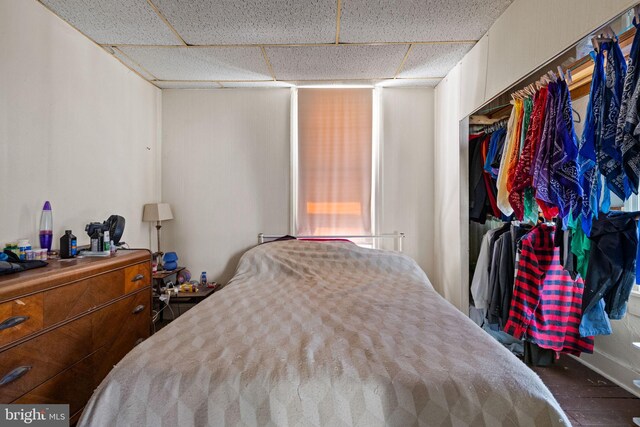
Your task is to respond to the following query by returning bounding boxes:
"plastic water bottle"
[39,201,53,252]
[200,272,207,287]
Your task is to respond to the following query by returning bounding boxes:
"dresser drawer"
[0,315,92,402]
[0,288,150,403]
[0,294,44,348]
[92,290,150,351]
[43,269,124,327]
[13,350,98,417]
[124,262,151,294]
[94,291,150,382]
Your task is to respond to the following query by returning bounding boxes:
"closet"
[467,5,640,375]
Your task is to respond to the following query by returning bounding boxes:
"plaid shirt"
[504,224,593,355]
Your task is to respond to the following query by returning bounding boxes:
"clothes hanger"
[537,74,550,89]
[592,26,616,52]
[573,107,582,124]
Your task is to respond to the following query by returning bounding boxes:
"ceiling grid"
[261,46,277,80]
[37,0,514,88]
[145,0,187,45]
[335,0,342,44]
[394,44,414,79]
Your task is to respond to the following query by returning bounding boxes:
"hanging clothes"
[470,223,510,310]
[487,223,532,328]
[619,20,640,193]
[470,25,640,363]
[598,40,630,201]
[469,133,490,223]
[484,128,507,179]
[480,135,501,218]
[503,224,594,356]
[579,51,605,235]
[550,79,582,222]
[581,211,640,320]
[496,100,522,216]
[506,100,526,195]
[509,89,548,221]
[532,82,560,219]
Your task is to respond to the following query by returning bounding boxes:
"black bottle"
[90,228,103,252]
[60,230,77,259]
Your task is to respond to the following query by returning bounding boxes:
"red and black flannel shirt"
[504,224,593,355]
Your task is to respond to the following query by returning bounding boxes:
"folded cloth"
[0,250,47,276]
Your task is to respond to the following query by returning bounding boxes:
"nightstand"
[153,284,221,330]
[152,267,185,293]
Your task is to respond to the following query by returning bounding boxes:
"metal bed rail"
[258,232,406,252]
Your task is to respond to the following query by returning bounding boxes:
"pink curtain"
[297,89,372,236]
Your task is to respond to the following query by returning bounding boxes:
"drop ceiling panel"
[40,0,181,45]
[340,0,513,43]
[398,43,474,78]
[153,0,336,45]
[266,45,408,81]
[117,47,272,81]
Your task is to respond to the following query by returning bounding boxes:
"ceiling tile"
[340,0,512,43]
[266,45,408,81]
[377,79,441,88]
[397,43,474,78]
[153,0,336,45]
[117,47,272,81]
[40,0,181,45]
[153,81,221,89]
[112,48,156,80]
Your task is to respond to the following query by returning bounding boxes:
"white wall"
[0,0,161,249]
[434,66,463,301]
[161,87,437,283]
[433,0,640,396]
[380,88,435,278]
[161,89,291,283]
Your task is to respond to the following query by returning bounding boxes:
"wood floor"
[532,356,639,426]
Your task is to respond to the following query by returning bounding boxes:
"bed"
[79,240,570,426]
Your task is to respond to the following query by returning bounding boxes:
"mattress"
[79,240,570,426]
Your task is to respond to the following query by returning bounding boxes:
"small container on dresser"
[0,250,152,425]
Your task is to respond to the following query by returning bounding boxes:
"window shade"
[296,88,373,236]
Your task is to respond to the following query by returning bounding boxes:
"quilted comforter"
[79,240,569,426]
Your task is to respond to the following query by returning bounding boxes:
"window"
[293,88,374,236]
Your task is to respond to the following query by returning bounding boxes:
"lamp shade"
[143,203,174,222]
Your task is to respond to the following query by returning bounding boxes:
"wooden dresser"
[0,249,152,423]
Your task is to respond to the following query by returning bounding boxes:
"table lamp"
[143,203,173,259]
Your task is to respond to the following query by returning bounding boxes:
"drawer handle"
[131,274,145,282]
[132,304,146,314]
[0,366,31,386]
[0,316,29,331]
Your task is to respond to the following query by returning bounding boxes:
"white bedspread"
[80,240,570,426]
